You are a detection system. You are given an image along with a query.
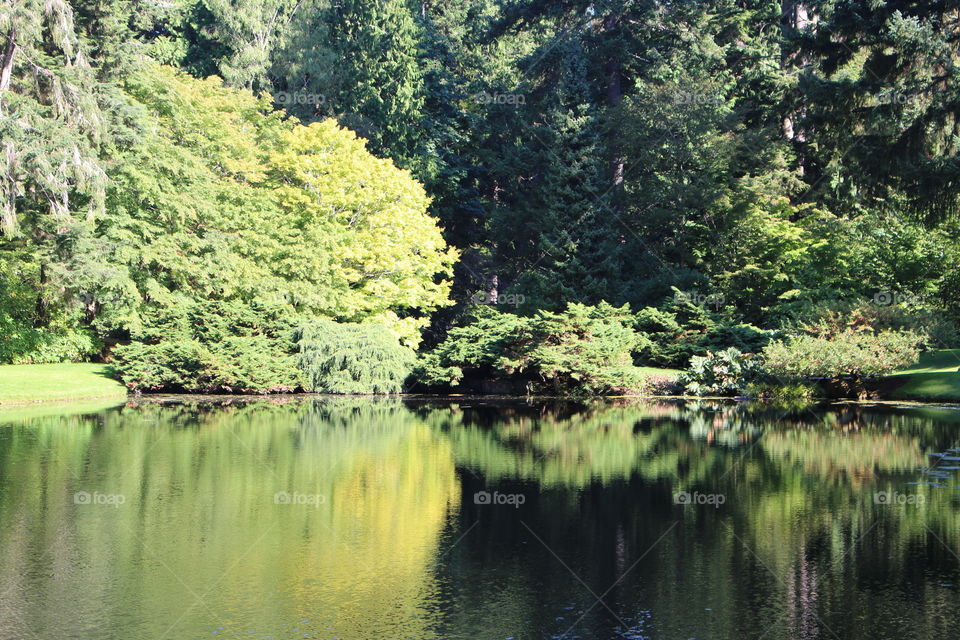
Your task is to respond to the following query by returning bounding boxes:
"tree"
[792,0,960,222]
[268,119,458,344]
[0,0,107,235]
[319,0,429,174]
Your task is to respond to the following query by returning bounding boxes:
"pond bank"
[0,363,127,407]
[2,355,959,408]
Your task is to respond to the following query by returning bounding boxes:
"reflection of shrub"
[762,329,921,380]
[680,348,762,396]
[294,320,414,394]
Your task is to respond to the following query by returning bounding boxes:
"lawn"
[0,363,128,407]
[635,366,682,379]
[885,349,960,402]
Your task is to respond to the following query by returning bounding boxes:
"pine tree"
[323,0,428,173]
[792,0,960,222]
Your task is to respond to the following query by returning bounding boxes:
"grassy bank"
[636,366,682,379]
[885,349,960,402]
[0,363,127,407]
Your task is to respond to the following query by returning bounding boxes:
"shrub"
[680,348,763,396]
[0,316,101,364]
[743,381,817,402]
[113,300,301,393]
[776,298,958,349]
[114,337,301,393]
[293,320,415,394]
[634,289,770,368]
[13,329,101,364]
[761,329,921,380]
[418,302,645,395]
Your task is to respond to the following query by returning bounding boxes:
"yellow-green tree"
[102,65,456,390]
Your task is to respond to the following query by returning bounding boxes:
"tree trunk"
[604,15,624,212]
[33,263,48,329]
[0,27,16,93]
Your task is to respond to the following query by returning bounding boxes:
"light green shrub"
[293,320,415,394]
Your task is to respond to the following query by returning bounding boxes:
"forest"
[2,0,959,397]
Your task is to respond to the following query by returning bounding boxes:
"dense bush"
[294,320,415,394]
[634,289,770,368]
[0,255,101,364]
[777,298,955,346]
[679,348,763,396]
[743,381,817,402]
[0,316,101,365]
[762,329,922,380]
[114,337,301,393]
[418,303,646,395]
[10,328,101,365]
[113,301,301,393]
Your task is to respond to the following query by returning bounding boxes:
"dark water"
[1,397,960,640]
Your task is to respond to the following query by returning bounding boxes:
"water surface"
[1,397,959,639]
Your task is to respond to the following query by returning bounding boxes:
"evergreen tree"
[792,0,960,222]
[322,0,428,174]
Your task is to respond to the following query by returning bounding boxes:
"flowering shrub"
[762,329,921,380]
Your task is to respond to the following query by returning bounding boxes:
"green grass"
[635,366,682,379]
[0,363,127,407]
[885,349,960,402]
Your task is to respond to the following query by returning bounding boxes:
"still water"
[1,397,959,640]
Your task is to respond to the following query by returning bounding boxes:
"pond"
[1,397,959,640]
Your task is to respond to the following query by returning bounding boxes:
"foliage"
[0,0,107,235]
[1,324,100,365]
[743,381,818,403]
[418,303,645,395]
[762,330,922,381]
[294,320,415,394]
[633,290,770,369]
[791,0,960,221]
[112,301,301,393]
[680,348,763,397]
[776,299,959,350]
[3,60,455,388]
[4,0,960,396]
[269,120,456,340]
